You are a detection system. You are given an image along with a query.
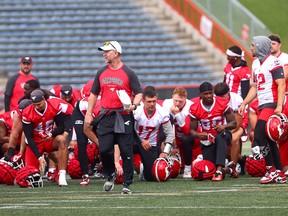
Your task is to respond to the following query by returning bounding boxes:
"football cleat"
[260,167,278,184]
[47,169,59,182]
[284,170,288,177]
[182,169,192,179]
[274,172,287,184]
[80,174,90,186]
[103,173,116,192]
[211,171,223,182]
[227,161,238,178]
[121,184,131,194]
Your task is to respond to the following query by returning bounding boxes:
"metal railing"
[192,0,271,49]
[164,0,271,67]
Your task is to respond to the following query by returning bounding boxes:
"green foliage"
[239,0,288,52]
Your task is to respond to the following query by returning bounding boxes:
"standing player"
[72,96,100,186]
[268,34,288,93]
[239,36,286,184]
[22,89,69,186]
[85,41,143,194]
[134,89,174,181]
[224,45,251,99]
[189,82,236,181]
[4,56,39,111]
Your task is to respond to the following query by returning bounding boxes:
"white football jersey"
[133,104,170,146]
[254,55,283,106]
[229,92,243,112]
[277,52,288,67]
[162,98,192,138]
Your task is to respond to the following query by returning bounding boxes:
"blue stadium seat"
[0,0,223,89]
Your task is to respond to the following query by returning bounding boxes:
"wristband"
[132,103,138,110]
[163,142,172,154]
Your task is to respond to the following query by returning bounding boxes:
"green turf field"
[1,171,288,216]
[0,141,287,216]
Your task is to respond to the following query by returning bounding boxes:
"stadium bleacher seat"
[0,0,223,90]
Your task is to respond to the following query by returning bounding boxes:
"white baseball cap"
[98,41,122,53]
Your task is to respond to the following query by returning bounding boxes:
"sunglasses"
[104,41,117,51]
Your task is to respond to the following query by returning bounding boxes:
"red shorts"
[25,140,54,169]
[258,108,275,121]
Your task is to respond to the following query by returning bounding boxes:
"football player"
[239,36,286,184]
[189,82,237,181]
[214,82,248,178]
[162,87,194,178]
[72,96,100,186]
[22,89,69,186]
[134,88,174,181]
[223,45,252,100]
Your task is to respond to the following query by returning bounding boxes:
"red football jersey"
[224,63,251,97]
[189,96,230,137]
[80,80,94,98]
[48,96,74,115]
[78,97,101,118]
[0,111,14,136]
[10,72,37,111]
[22,99,62,143]
[50,85,81,106]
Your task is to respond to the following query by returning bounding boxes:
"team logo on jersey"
[274,59,281,66]
[75,120,83,124]
[124,120,130,125]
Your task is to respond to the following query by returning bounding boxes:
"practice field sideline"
[1,170,288,216]
[2,141,286,216]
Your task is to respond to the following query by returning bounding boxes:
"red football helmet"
[169,155,181,178]
[151,158,170,182]
[0,160,17,185]
[192,160,216,181]
[265,113,288,142]
[245,157,266,177]
[11,153,25,170]
[15,166,43,188]
[67,158,82,179]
